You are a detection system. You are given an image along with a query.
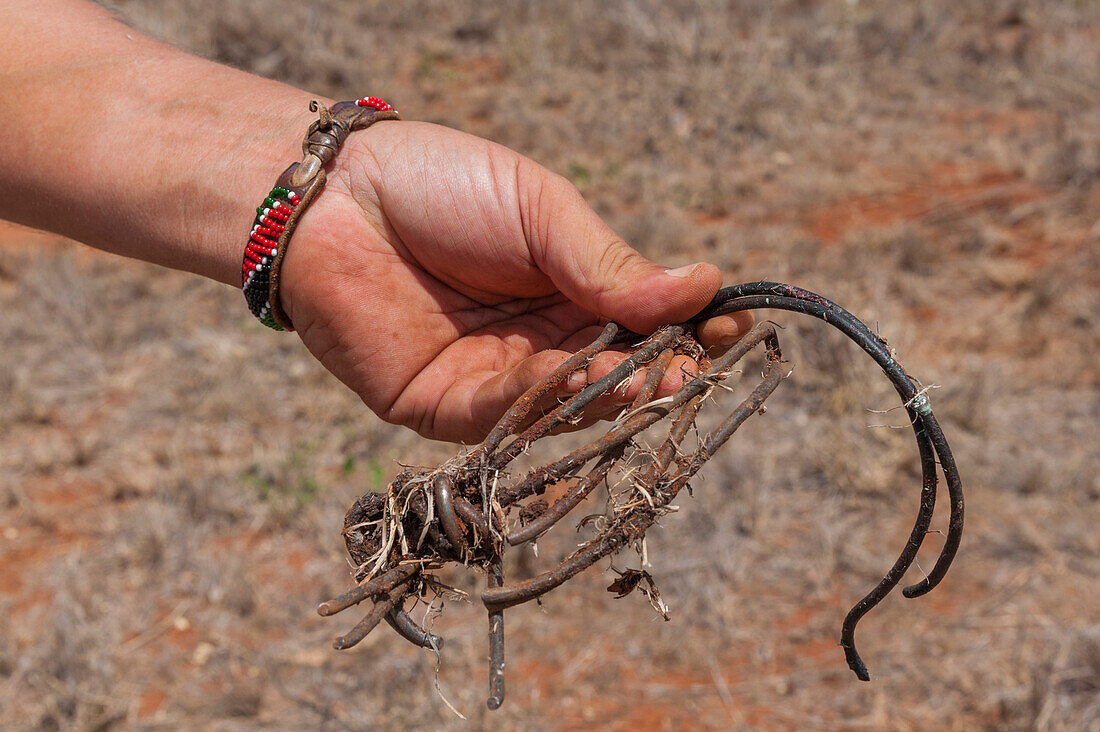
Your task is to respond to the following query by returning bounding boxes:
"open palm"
[281,121,748,442]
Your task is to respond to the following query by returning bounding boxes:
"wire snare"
[318,281,963,709]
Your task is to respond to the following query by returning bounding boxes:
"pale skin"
[0,0,752,443]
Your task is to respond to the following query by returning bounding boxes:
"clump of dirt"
[342,490,387,572]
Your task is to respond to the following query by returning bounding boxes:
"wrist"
[257,107,399,331]
[190,90,330,286]
[115,79,333,286]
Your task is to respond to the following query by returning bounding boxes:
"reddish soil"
[2,1,1097,729]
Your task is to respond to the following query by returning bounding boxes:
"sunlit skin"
[286,121,753,441]
[0,0,752,444]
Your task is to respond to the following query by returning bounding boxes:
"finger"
[656,355,700,397]
[467,345,639,442]
[551,326,627,398]
[547,352,703,435]
[499,345,705,440]
[584,351,645,406]
[537,350,653,436]
[546,409,611,435]
[696,311,755,356]
[518,163,722,333]
[575,353,698,425]
[464,349,576,440]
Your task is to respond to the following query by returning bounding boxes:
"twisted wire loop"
[317,281,963,708]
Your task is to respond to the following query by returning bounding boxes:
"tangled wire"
[317,282,963,710]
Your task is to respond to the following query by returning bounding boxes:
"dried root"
[318,281,964,709]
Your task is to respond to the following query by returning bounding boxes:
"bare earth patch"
[2,1,1098,728]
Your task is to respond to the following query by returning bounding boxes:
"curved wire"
[694,281,964,679]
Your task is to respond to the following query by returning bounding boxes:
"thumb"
[521,165,722,333]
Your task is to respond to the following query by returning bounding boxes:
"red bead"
[356,96,394,112]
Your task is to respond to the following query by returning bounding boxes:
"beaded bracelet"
[242,96,399,330]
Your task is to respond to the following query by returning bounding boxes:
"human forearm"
[0,0,323,285]
[1,0,751,442]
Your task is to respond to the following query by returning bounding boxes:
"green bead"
[260,312,283,330]
[271,187,292,199]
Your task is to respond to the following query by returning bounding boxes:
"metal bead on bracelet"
[241,96,399,331]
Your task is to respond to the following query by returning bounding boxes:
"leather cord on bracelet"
[242,97,399,330]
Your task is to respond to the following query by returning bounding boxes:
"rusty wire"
[318,281,963,710]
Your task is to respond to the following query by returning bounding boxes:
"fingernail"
[563,372,587,393]
[665,263,701,279]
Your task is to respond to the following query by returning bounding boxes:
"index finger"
[695,311,755,356]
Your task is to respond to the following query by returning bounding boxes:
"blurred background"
[1,0,1097,729]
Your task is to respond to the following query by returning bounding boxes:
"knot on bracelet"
[309,99,333,129]
[304,103,353,164]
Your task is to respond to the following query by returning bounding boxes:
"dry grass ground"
[2,0,1098,729]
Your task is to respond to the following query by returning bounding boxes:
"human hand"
[0,3,748,444]
[281,121,752,442]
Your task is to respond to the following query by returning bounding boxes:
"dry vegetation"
[2,0,1098,729]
